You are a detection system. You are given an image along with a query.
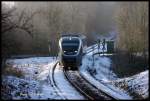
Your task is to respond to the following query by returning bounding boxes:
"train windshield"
[62,38,80,55]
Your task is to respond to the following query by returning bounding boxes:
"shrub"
[110,51,148,77]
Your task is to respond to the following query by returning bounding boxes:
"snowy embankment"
[2,43,148,100]
[113,70,149,99]
[2,57,84,100]
[80,55,132,100]
[53,64,84,100]
[2,57,61,100]
[80,44,149,99]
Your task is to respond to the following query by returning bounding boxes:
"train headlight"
[64,51,66,53]
[75,51,78,53]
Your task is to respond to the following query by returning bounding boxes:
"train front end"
[59,36,82,70]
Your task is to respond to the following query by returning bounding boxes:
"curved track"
[63,69,116,100]
[48,61,117,100]
[48,62,67,100]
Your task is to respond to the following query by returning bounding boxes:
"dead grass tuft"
[2,65,25,78]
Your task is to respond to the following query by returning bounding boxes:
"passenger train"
[58,34,87,70]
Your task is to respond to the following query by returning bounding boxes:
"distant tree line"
[2,2,117,59]
[116,2,148,62]
[2,2,148,60]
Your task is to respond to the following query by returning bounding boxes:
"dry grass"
[2,65,25,78]
[113,81,144,99]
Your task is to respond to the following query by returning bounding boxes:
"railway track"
[48,61,67,100]
[63,69,116,100]
[48,61,117,100]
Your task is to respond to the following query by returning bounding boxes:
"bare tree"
[2,4,39,58]
[2,4,39,37]
[2,5,16,34]
[116,2,148,61]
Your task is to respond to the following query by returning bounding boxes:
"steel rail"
[48,61,67,100]
[63,70,115,100]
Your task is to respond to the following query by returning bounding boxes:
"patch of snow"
[82,55,117,81]
[2,76,41,100]
[6,57,54,66]
[80,57,132,99]
[54,64,85,100]
[114,70,149,99]
[36,62,62,100]
[3,57,84,100]
[79,44,148,99]
[5,57,55,80]
[79,45,133,99]
[3,57,63,100]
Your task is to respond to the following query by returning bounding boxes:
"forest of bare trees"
[1,2,149,62]
[2,2,117,58]
[116,2,148,61]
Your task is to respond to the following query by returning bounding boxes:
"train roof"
[61,34,86,39]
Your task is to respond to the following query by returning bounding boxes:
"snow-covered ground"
[2,57,84,100]
[5,57,55,81]
[80,55,132,100]
[80,44,149,99]
[113,70,149,99]
[2,44,149,100]
[2,57,62,100]
[53,64,84,99]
